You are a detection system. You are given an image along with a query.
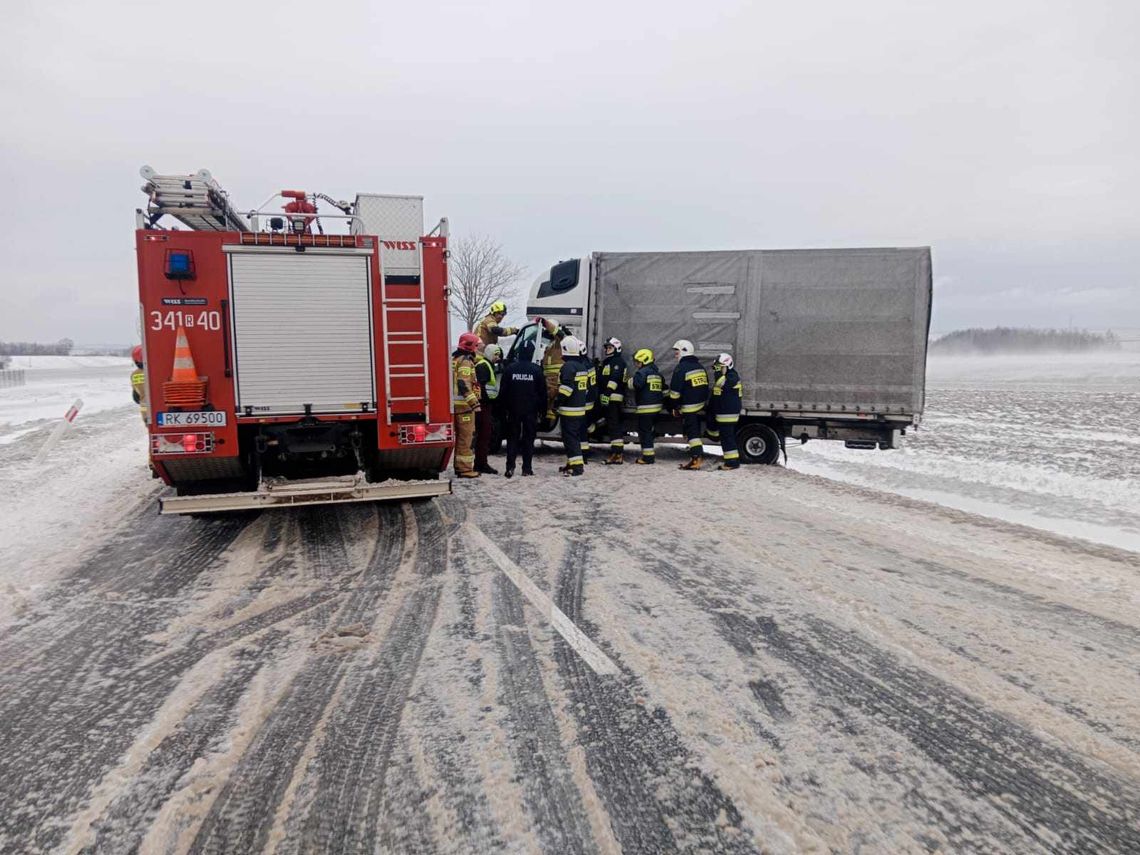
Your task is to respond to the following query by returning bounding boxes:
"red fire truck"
[135,167,454,514]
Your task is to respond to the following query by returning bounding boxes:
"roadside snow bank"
[0,355,136,441]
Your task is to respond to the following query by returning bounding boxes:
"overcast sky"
[2,0,1136,343]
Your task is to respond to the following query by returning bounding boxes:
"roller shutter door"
[228,250,375,415]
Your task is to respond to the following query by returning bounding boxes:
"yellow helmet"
[633,348,653,365]
[489,300,506,314]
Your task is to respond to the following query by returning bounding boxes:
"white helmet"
[715,352,734,370]
[484,344,503,362]
[672,339,694,357]
[560,336,584,357]
[605,336,622,353]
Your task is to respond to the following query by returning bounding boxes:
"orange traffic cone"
[163,325,208,408]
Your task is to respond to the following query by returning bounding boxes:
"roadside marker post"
[33,398,84,464]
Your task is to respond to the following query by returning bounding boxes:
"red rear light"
[398,423,453,444]
[152,432,215,455]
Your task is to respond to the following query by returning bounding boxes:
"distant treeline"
[0,338,74,356]
[930,327,1121,355]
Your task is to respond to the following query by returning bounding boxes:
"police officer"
[451,332,482,478]
[599,337,629,464]
[129,344,147,423]
[628,348,665,464]
[475,300,519,347]
[708,353,743,470]
[473,343,503,475]
[555,336,593,477]
[499,341,546,477]
[667,339,710,470]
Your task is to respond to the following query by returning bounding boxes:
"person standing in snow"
[707,353,743,470]
[667,339,710,470]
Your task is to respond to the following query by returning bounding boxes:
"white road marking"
[464,523,620,677]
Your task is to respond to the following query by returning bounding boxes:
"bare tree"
[449,235,526,332]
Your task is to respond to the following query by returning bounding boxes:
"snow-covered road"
[1,409,1138,852]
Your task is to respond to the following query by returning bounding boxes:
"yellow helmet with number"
[633,348,654,365]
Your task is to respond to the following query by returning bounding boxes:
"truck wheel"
[737,424,781,465]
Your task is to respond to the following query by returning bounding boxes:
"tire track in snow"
[287,501,449,854]
[490,569,599,854]
[551,527,757,854]
[637,536,1140,853]
[186,504,413,854]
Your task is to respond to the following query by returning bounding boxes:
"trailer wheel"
[737,424,781,465]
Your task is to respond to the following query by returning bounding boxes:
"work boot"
[717,462,739,471]
[679,457,703,471]
[504,468,514,479]
[635,456,655,465]
[521,468,534,476]
[572,465,584,476]
[476,464,499,475]
[605,452,624,465]
[457,470,481,479]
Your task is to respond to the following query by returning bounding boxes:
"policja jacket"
[667,355,710,414]
[500,355,547,417]
[629,362,665,413]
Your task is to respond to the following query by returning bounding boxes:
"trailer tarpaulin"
[593,247,931,416]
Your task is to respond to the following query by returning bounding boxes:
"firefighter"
[473,343,503,475]
[628,348,664,464]
[708,353,743,470]
[599,337,629,464]
[555,336,593,476]
[537,317,572,424]
[667,339,710,470]
[499,341,546,477]
[451,332,482,478]
[475,300,519,347]
[129,344,148,423]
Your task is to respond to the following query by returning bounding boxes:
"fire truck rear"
[135,167,454,514]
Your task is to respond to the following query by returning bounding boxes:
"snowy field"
[0,355,137,446]
[787,351,1140,553]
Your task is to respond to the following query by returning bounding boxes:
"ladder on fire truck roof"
[138,165,251,232]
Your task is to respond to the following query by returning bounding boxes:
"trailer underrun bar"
[160,475,451,515]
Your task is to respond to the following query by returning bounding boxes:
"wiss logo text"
[382,241,417,250]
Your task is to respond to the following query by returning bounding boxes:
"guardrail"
[0,369,26,388]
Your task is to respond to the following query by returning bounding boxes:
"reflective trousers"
[453,410,476,474]
[560,414,585,467]
[637,413,656,460]
[604,400,625,450]
[683,411,704,459]
[714,416,739,463]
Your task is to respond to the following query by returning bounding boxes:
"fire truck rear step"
[159,474,451,515]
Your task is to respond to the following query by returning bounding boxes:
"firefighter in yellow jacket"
[129,344,148,423]
[474,301,519,346]
[537,317,572,424]
[452,332,482,478]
